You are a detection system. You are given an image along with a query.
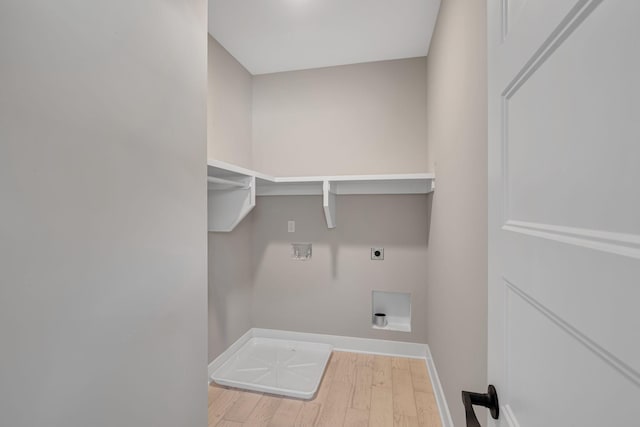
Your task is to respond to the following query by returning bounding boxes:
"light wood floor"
[208,351,442,427]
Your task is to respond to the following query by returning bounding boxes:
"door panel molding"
[504,279,640,388]
[503,221,640,260]
[501,0,602,98]
[500,0,529,42]
[500,0,603,224]
[501,404,522,427]
[497,0,602,90]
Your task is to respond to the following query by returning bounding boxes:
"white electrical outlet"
[288,220,295,233]
[371,247,384,260]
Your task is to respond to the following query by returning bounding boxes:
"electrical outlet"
[371,247,384,260]
[288,220,295,233]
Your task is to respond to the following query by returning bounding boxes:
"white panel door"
[488,1,640,426]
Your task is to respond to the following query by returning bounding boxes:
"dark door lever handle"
[461,385,499,427]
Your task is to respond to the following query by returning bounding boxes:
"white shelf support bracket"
[207,176,250,190]
[323,180,336,229]
[207,176,256,232]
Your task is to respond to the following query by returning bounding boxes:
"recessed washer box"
[372,290,412,332]
[211,337,333,399]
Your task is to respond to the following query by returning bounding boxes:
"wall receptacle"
[371,247,384,260]
[288,220,295,233]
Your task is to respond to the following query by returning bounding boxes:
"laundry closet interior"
[206,1,487,426]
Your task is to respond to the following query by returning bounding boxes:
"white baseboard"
[252,328,429,358]
[207,328,452,426]
[425,346,454,427]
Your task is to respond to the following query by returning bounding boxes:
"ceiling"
[208,0,441,75]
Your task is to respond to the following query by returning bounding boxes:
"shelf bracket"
[207,176,250,190]
[207,176,255,232]
[323,180,336,229]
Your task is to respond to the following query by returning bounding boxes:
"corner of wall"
[207,35,253,169]
[207,35,255,363]
[424,0,489,426]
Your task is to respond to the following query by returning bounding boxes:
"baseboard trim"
[425,346,454,427]
[252,328,429,358]
[207,328,452,426]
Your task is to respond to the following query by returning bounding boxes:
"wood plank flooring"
[208,351,442,427]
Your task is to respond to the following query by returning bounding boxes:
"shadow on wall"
[208,214,254,361]
[251,194,433,278]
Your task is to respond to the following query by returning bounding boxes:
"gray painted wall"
[247,58,431,345]
[424,1,488,425]
[208,37,253,168]
[252,58,428,176]
[0,1,208,426]
[251,195,430,343]
[208,216,254,361]
[207,35,254,362]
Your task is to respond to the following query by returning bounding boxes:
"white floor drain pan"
[211,337,333,400]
